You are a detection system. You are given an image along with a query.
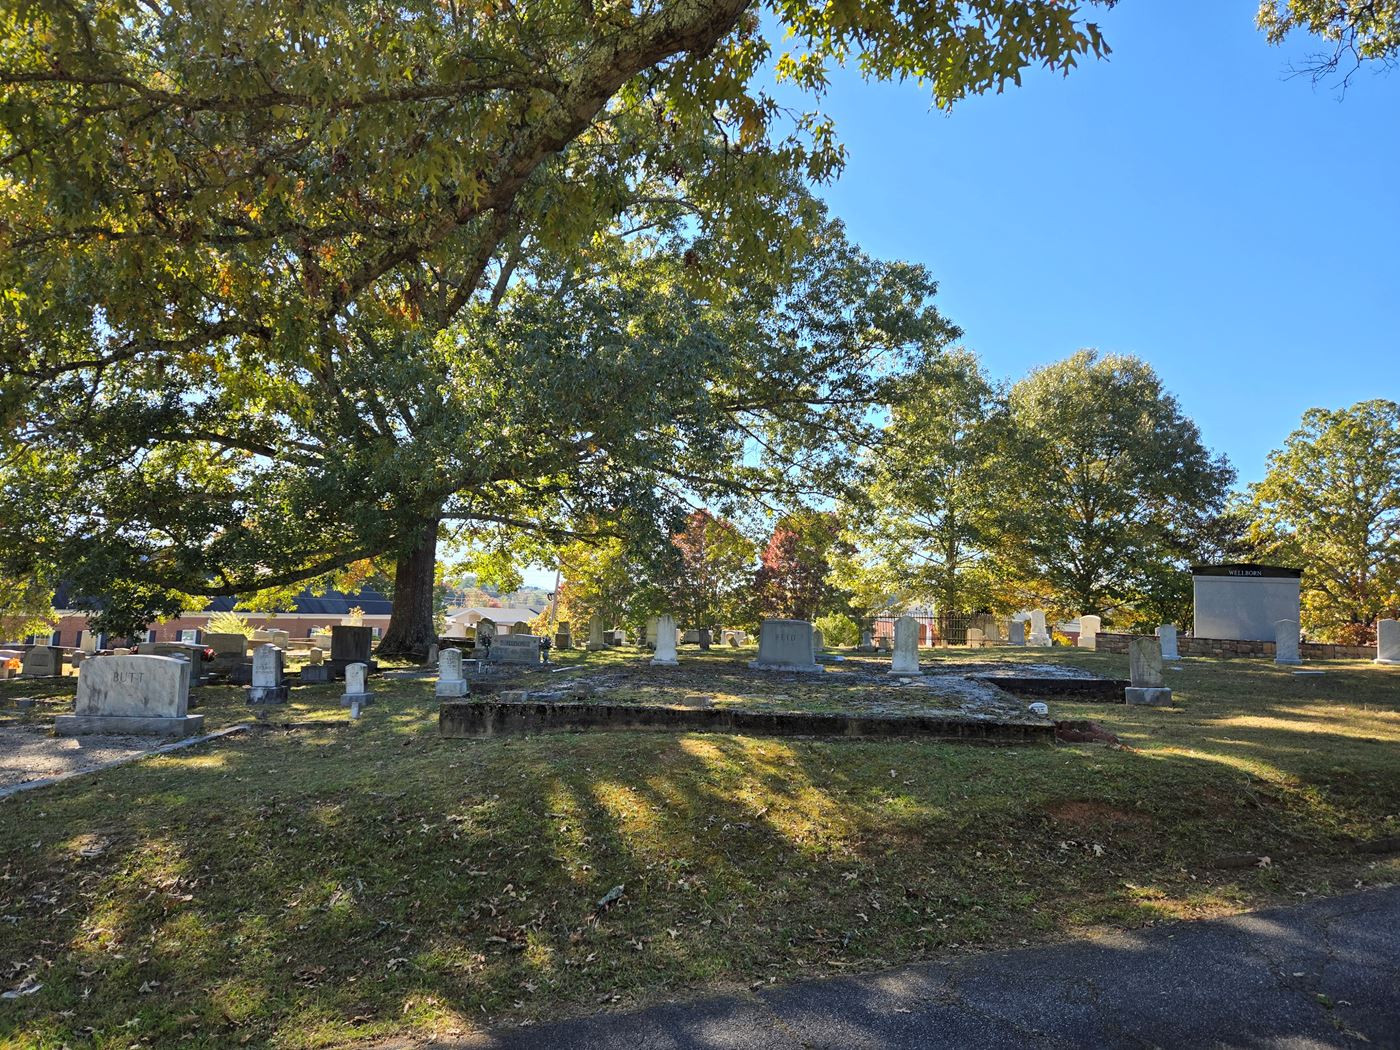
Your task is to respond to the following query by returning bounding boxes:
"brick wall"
[1095,633,1373,661]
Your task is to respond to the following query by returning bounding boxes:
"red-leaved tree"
[755,510,849,621]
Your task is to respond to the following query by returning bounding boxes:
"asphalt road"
[374,885,1400,1049]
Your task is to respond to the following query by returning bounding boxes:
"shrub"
[204,610,256,637]
[814,613,860,648]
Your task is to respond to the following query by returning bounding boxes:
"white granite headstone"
[652,614,679,666]
[586,614,605,652]
[246,643,288,704]
[1029,610,1050,646]
[1156,625,1180,661]
[889,616,923,676]
[341,661,372,706]
[1077,615,1101,650]
[436,647,468,697]
[1274,619,1301,665]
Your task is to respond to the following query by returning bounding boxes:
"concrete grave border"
[972,676,1129,703]
[440,700,1054,746]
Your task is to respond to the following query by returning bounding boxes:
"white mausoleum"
[1191,563,1302,641]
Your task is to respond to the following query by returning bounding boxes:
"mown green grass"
[1,646,1398,1048]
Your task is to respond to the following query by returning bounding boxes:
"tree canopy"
[998,351,1235,621]
[1248,400,1400,644]
[2,0,1080,647]
[834,350,1237,628]
[833,349,1005,618]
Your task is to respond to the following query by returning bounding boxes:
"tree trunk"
[376,515,441,661]
[699,626,711,651]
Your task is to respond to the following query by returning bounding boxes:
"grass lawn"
[1,646,1398,1048]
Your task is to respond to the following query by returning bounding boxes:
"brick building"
[24,586,393,649]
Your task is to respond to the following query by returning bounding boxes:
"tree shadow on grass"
[2,667,1400,1048]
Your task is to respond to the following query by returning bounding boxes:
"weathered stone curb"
[439,700,1055,746]
[0,723,252,801]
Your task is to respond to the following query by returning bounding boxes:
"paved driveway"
[374,885,1400,1049]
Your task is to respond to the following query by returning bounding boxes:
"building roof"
[446,606,543,625]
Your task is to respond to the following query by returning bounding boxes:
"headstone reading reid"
[1274,619,1302,665]
[652,614,679,666]
[436,647,468,698]
[748,619,822,673]
[246,644,288,704]
[1125,637,1172,706]
[888,615,923,676]
[1377,619,1400,666]
[55,654,205,737]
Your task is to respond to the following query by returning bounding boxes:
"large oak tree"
[2,0,1111,651]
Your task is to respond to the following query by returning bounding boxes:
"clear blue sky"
[772,0,1399,488]
[521,2,1398,590]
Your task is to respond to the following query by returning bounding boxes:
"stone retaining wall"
[1094,633,1373,660]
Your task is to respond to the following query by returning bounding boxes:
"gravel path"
[0,725,163,789]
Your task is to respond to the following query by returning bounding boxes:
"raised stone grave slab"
[972,676,1128,704]
[439,700,1054,746]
